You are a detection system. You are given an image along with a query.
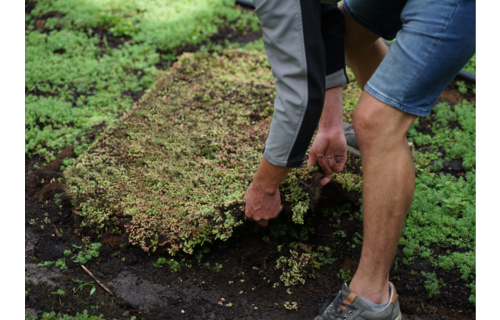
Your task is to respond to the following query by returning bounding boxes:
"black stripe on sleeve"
[286,0,326,167]
[321,4,348,81]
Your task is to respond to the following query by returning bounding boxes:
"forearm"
[254,87,343,190]
[252,157,291,193]
[318,86,344,132]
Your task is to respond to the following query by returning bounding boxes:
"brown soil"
[438,80,476,105]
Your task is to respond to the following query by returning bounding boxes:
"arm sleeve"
[253,0,348,167]
[321,4,349,89]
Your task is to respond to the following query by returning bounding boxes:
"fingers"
[332,155,346,173]
[317,154,333,176]
[327,137,347,173]
[249,204,282,227]
[244,185,282,228]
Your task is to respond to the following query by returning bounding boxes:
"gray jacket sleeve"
[254,0,348,167]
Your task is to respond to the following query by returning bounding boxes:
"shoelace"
[332,297,355,318]
[319,292,356,319]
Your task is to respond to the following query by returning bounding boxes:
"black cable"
[456,70,476,84]
[235,0,255,9]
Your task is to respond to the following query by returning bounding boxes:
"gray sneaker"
[343,122,360,157]
[314,282,402,320]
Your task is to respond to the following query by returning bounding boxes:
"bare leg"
[349,92,416,303]
[338,3,388,89]
[338,2,416,304]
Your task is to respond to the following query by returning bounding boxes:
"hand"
[307,129,347,186]
[244,182,283,227]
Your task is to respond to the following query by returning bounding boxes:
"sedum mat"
[65,50,356,254]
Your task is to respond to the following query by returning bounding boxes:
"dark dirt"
[93,29,133,50]
[25,1,36,14]
[25,80,475,319]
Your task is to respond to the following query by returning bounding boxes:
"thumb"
[320,174,331,186]
[257,219,269,227]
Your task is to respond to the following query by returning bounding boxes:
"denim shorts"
[343,0,476,116]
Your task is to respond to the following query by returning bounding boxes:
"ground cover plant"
[25,0,261,161]
[26,310,103,320]
[402,98,476,303]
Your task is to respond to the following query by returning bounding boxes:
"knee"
[352,97,415,149]
[352,103,380,146]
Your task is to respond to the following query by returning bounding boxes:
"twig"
[316,233,332,237]
[80,264,114,296]
[52,224,61,237]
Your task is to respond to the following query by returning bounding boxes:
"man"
[245,0,475,319]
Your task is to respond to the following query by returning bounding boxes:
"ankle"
[348,280,390,304]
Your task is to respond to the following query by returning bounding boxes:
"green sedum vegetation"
[402,99,476,302]
[25,310,102,320]
[409,100,476,169]
[25,29,159,159]
[463,54,476,75]
[29,0,259,51]
[275,250,321,287]
[25,0,261,160]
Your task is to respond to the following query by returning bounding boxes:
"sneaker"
[314,282,402,320]
[343,122,360,157]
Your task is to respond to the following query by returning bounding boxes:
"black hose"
[456,70,476,84]
[383,40,475,84]
[235,0,255,9]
